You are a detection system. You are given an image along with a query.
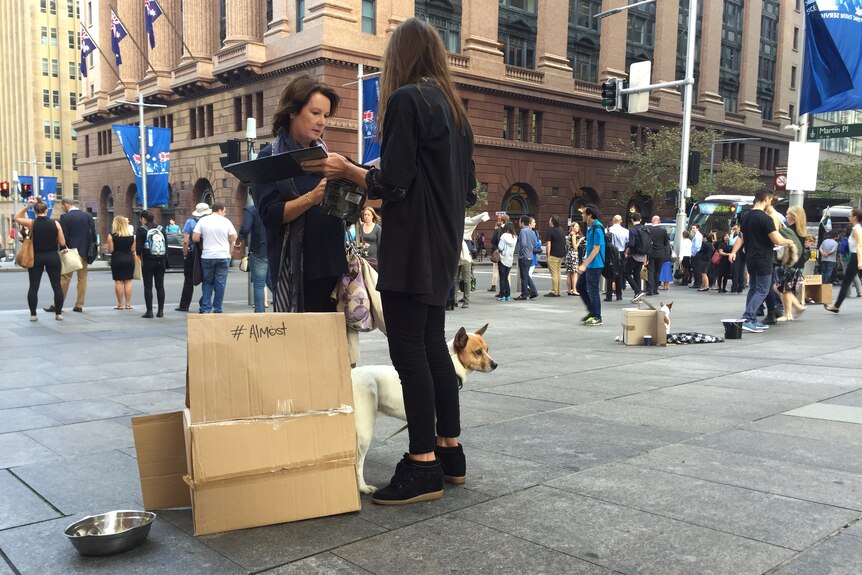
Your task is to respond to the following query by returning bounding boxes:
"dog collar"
[457,376,464,390]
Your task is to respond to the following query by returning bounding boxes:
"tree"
[711,161,763,196]
[817,158,862,198]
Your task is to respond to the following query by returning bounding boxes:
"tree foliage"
[817,158,862,197]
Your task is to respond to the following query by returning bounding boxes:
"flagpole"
[149,0,196,60]
[82,23,127,88]
[357,64,363,164]
[109,3,157,75]
[789,7,809,210]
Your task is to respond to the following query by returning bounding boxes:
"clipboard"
[223,146,327,185]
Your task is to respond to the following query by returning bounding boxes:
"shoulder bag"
[15,237,34,269]
[59,248,84,275]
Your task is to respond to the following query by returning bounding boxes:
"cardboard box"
[801,282,832,304]
[132,313,360,535]
[803,274,822,286]
[621,299,667,346]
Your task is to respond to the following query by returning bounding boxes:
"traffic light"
[601,78,622,112]
[0,181,8,198]
[687,151,701,186]
[20,183,32,199]
[219,139,242,168]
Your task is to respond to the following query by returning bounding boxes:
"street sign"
[806,123,862,140]
[774,174,787,190]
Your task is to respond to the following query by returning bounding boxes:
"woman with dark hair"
[304,17,476,505]
[497,221,517,301]
[825,208,862,313]
[15,199,65,321]
[135,210,167,318]
[714,231,732,293]
[253,73,346,313]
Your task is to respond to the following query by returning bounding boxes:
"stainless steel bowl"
[64,510,156,556]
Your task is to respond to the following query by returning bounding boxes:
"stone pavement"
[1,268,861,575]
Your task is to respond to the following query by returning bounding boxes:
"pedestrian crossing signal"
[0,181,9,198]
[21,183,32,198]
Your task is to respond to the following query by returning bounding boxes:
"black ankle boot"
[372,453,443,505]
[142,310,153,319]
[156,308,164,318]
[434,444,466,484]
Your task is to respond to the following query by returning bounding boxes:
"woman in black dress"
[15,199,65,321]
[305,18,476,505]
[714,232,732,293]
[136,210,167,318]
[107,215,135,309]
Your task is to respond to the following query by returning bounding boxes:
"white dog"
[351,324,497,494]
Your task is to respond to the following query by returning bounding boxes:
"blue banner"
[362,76,380,164]
[800,1,862,116]
[19,176,58,219]
[113,124,172,207]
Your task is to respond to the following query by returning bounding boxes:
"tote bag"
[59,248,84,275]
[15,238,34,269]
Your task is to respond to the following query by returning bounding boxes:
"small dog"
[660,301,673,334]
[351,324,497,494]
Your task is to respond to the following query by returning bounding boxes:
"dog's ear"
[453,327,468,352]
[475,323,489,337]
[666,301,673,310]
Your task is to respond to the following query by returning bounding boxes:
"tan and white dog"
[351,324,497,494]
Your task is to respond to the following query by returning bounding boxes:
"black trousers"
[624,256,644,295]
[28,252,63,315]
[142,257,166,311]
[178,253,195,310]
[303,276,339,312]
[835,253,859,308]
[606,251,624,298]
[380,290,461,455]
[647,257,665,294]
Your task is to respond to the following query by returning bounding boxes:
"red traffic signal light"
[0,181,9,198]
[21,183,32,198]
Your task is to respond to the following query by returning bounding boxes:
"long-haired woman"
[107,215,135,309]
[358,206,382,260]
[303,18,475,505]
[775,206,808,320]
[14,199,65,321]
[565,222,582,296]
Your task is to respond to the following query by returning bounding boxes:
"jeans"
[577,267,603,319]
[249,252,272,313]
[821,260,837,284]
[380,290,460,455]
[518,258,538,297]
[743,273,772,321]
[200,258,230,313]
[498,263,511,297]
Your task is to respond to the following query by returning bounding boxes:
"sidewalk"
[0,278,860,574]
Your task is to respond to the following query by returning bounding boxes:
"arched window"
[501,184,533,219]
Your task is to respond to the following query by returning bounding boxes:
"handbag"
[86,239,98,264]
[15,237,34,269]
[239,256,249,272]
[59,248,84,275]
[333,252,375,332]
[133,257,143,280]
[192,241,203,286]
[489,249,501,263]
[710,251,721,266]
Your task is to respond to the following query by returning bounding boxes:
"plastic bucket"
[722,319,743,339]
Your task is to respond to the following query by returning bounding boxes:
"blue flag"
[361,76,381,164]
[799,1,861,115]
[144,0,163,49]
[113,124,172,207]
[19,176,58,219]
[80,25,96,78]
[110,9,128,66]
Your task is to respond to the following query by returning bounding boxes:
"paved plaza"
[0,264,861,574]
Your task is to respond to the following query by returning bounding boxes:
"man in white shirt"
[689,224,703,287]
[193,202,238,313]
[605,214,629,301]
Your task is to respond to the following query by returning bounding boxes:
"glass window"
[68,61,76,80]
[501,34,535,68]
[51,59,59,77]
[53,90,60,108]
[54,123,61,139]
[362,0,375,34]
[296,0,305,31]
[41,26,48,45]
[41,0,47,12]
[68,30,75,49]
[501,0,537,13]
[219,0,226,44]
[791,66,797,88]
[73,153,78,171]
[49,0,56,15]
[43,89,50,107]
[42,58,49,76]
[44,122,52,138]
[50,28,57,46]
[572,0,601,31]
[45,152,53,170]
[55,152,62,170]
[70,92,77,110]
[67,0,75,17]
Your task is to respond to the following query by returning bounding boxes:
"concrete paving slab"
[0,388,60,410]
[824,389,862,408]
[454,485,793,575]
[261,552,374,575]
[108,390,186,414]
[631,354,775,374]
[11,451,142,514]
[335,515,614,575]
[35,399,141,425]
[803,347,862,368]
[783,403,862,424]
[0,470,61,530]
[742,414,862,447]
[0,370,61,390]
[458,389,569,427]
[698,373,857,400]
[0,433,60,469]
[689,428,862,475]
[0,560,13,575]
[0,407,62,434]
[774,533,862,575]
[561,400,740,434]
[42,373,186,402]
[845,520,862,538]
[547,462,859,550]
[43,357,186,385]
[197,514,385,572]
[0,512,246,575]
[23,420,135,457]
[475,378,609,406]
[630,444,862,510]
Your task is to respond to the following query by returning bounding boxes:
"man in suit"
[46,198,96,313]
[646,215,669,296]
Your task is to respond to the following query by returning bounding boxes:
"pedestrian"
[646,215,669,295]
[107,215,135,309]
[477,232,485,262]
[458,212,490,309]
[299,18,476,504]
[15,198,65,322]
[488,214,509,294]
[678,229,692,286]
[358,207,382,260]
[176,203,210,312]
[44,198,95,314]
[192,202,238,314]
[819,231,839,285]
[497,221,517,301]
[729,189,793,333]
[515,215,539,300]
[253,73,347,313]
[689,224,703,287]
[623,212,648,302]
[825,208,862,314]
[606,214,629,301]
[136,210,167,318]
[165,219,181,233]
[695,232,714,291]
[714,232,732,292]
[238,204,273,313]
[565,222,582,296]
[544,216,566,297]
[529,217,540,278]
[728,225,746,292]
[775,206,808,321]
[578,204,605,326]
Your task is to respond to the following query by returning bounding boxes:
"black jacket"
[60,208,95,253]
[648,225,670,260]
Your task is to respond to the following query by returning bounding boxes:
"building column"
[534,1,572,89]
[181,0,215,61]
[265,0,291,40]
[116,0,148,87]
[597,0,626,81]
[696,0,725,120]
[225,0,264,46]
[738,0,763,125]
[144,0,181,82]
[462,0,504,76]
[653,0,680,112]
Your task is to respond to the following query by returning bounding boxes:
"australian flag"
[80,25,96,78]
[110,9,128,65]
[144,0,163,49]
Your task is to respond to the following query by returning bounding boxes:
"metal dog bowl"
[64,510,156,556]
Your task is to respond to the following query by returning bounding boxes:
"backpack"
[146,226,166,257]
[602,230,621,279]
[628,224,652,256]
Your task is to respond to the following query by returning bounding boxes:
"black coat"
[648,225,670,260]
[60,208,95,253]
